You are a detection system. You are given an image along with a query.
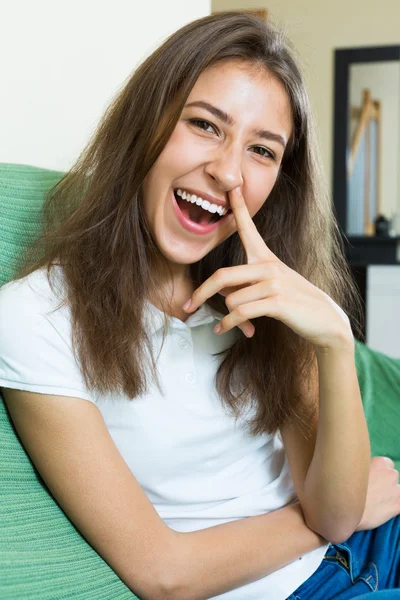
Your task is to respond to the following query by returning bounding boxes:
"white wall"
[1,0,210,171]
[367,266,400,359]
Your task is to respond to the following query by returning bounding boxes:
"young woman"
[1,11,400,600]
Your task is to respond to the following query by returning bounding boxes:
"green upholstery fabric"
[354,342,400,472]
[0,164,139,599]
[0,163,64,288]
[1,162,400,598]
[0,392,138,600]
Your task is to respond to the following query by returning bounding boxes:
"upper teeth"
[176,189,229,216]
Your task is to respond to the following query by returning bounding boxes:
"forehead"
[186,60,293,139]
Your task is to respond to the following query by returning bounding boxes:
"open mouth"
[173,189,231,225]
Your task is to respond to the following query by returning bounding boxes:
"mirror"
[333,45,400,239]
[347,61,400,235]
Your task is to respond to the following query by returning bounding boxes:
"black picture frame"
[332,44,400,247]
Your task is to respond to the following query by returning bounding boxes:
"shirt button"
[179,338,190,350]
[185,373,196,384]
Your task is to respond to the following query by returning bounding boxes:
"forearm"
[303,338,371,542]
[165,502,327,600]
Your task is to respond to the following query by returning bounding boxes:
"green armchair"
[1,163,399,600]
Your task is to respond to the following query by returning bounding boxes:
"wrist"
[315,333,355,359]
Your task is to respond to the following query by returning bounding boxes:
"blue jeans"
[286,514,400,599]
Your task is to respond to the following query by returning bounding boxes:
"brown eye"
[189,119,218,135]
[252,146,276,160]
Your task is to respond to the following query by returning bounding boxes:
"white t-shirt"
[0,267,329,600]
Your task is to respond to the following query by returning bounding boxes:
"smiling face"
[142,58,293,290]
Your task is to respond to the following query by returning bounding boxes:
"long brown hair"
[13,12,364,439]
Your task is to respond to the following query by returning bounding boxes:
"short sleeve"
[0,270,96,404]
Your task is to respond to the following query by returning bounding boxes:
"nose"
[204,143,243,192]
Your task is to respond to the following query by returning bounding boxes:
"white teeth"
[176,189,228,216]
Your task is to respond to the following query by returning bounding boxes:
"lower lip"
[172,190,231,235]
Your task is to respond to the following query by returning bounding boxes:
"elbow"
[126,573,178,600]
[128,570,183,600]
[131,534,189,600]
[320,525,355,545]
[301,493,366,546]
[155,579,192,600]
[137,571,187,600]
[157,565,197,600]
[301,484,369,546]
[154,575,184,600]
[152,537,192,600]
[305,516,354,545]
[304,511,360,545]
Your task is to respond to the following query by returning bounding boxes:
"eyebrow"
[185,100,287,149]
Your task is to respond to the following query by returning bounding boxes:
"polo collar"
[144,300,224,336]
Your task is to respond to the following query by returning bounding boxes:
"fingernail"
[182,299,192,311]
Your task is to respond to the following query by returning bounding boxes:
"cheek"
[248,171,280,215]
[157,126,204,174]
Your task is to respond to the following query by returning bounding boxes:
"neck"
[147,258,195,321]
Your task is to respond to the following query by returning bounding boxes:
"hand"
[355,456,400,532]
[183,186,352,350]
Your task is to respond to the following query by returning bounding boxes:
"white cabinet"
[367,266,400,358]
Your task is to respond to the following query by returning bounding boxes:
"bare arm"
[170,501,326,600]
[281,339,371,543]
[3,388,326,600]
[304,340,370,541]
